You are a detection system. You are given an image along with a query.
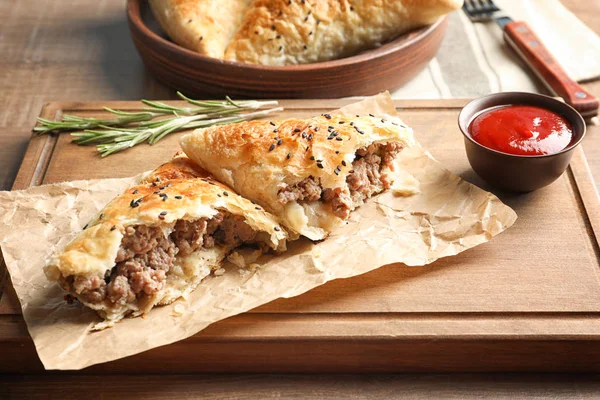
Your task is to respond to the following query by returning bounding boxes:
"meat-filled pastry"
[180,114,415,240]
[44,155,287,326]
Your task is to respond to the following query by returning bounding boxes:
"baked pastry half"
[180,114,415,240]
[44,155,287,325]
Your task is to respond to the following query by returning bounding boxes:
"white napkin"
[392,0,600,99]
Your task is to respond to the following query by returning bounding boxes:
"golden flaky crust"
[225,0,462,65]
[150,0,462,65]
[44,155,287,323]
[180,114,415,240]
[148,0,251,58]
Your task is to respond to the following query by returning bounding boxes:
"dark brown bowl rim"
[458,92,587,159]
[126,0,446,72]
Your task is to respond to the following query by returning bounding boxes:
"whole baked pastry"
[180,114,415,240]
[149,0,463,65]
[44,155,287,326]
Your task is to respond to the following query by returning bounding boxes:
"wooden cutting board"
[2,99,600,373]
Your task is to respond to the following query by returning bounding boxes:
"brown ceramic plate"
[127,0,448,99]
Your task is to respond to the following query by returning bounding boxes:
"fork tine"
[462,0,476,16]
[474,0,500,14]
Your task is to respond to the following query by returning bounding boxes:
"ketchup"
[468,105,574,156]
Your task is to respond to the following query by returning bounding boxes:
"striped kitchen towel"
[392,0,600,99]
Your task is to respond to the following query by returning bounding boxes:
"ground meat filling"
[277,142,402,219]
[69,211,259,306]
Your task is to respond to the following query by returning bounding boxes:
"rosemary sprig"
[33,92,282,156]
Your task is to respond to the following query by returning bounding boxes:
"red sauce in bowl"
[468,105,574,156]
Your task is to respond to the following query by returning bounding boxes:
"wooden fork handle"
[503,21,599,118]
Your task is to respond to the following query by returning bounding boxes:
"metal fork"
[463,0,598,118]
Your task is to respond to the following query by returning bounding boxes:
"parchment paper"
[0,93,517,370]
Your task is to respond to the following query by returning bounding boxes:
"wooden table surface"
[1,0,600,398]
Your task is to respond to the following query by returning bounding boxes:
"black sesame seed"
[336,165,341,171]
[199,36,203,41]
[255,30,259,34]
[269,144,276,151]
[152,182,157,187]
[305,146,310,152]
[317,163,324,169]
[356,114,360,117]
[130,199,140,208]
[277,139,283,146]
[159,212,167,220]
[310,156,315,160]
[328,126,334,130]
[175,195,183,199]
[314,127,319,131]
[99,213,104,220]
[301,132,307,138]
[132,190,138,194]
[335,151,339,154]
[279,46,283,51]
[308,133,313,140]
[272,25,276,31]
[323,113,332,119]
[354,126,365,135]
[188,19,192,23]
[153,191,160,194]
[276,35,282,39]
[160,211,167,215]
[273,128,278,133]
[274,226,281,231]
[332,131,338,136]
[369,113,375,117]
[304,45,308,50]
[308,10,312,15]
[336,137,343,141]
[255,206,261,210]
[327,135,333,140]
[83,224,88,230]
[304,16,309,21]
[223,191,229,197]
[339,121,345,124]
[217,194,221,197]
[334,169,339,176]
[350,122,354,126]
[341,160,347,166]
[381,118,386,123]
[110,225,116,231]
[156,178,161,182]
[294,128,301,132]
[309,31,313,35]
[287,152,292,159]
[350,6,354,11]
[208,182,215,185]
[160,193,168,201]
[269,121,276,126]
[317,20,321,25]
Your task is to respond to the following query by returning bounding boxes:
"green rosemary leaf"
[34,94,282,157]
